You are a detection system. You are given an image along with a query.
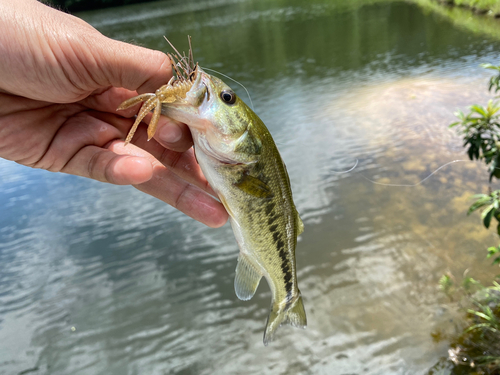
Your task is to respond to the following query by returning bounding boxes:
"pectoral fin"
[219,194,234,218]
[234,254,262,301]
[235,175,273,199]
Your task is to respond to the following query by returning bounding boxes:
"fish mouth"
[164,36,215,108]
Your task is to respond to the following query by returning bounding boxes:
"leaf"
[487,246,500,258]
[468,199,490,215]
[439,274,453,294]
[482,206,494,229]
[493,256,500,265]
[467,147,475,160]
[471,193,489,199]
[468,310,492,321]
[471,104,488,118]
[464,323,498,334]
[481,63,500,70]
[462,276,478,291]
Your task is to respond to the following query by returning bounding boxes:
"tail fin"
[263,295,307,346]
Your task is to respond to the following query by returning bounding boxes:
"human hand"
[0,0,228,227]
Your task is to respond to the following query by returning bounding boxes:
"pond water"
[2,0,500,374]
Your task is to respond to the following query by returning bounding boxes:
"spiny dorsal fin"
[235,175,273,199]
[234,254,262,301]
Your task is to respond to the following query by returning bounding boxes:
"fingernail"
[159,122,182,143]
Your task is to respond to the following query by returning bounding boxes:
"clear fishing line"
[330,158,475,187]
[200,66,255,111]
[362,159,469,187]
[331,159,359,174]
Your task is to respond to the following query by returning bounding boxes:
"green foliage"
[430,276,500,374]
[468,190,500,233]
[482,63,500,93]
[487,245,500,266]
[440,274,454,296]
[436,0,500,16]
[438,63,500,374]
[450,100,500,181]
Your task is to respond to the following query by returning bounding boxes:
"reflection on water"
[2,0,500,374]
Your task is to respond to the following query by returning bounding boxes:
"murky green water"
[2,0,500,374]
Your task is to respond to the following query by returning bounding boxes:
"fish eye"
[220,90,236,105]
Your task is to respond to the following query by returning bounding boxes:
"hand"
[0,0,228,227]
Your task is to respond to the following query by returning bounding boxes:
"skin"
[0,0,228,227]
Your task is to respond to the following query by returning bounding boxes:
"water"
[2,0,500,374]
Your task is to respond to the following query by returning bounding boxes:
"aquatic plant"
[428,275,500,375]
[451,64,500,263]
[435,63,500,374]
[450,99,500,181]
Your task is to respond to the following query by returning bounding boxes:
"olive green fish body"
[194,114,306,344]
[118,58,306,344]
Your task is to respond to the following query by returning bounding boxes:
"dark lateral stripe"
[268,216,277,225]
[276,239,284,250]
[265,202,275,216]
[272,232,280,242]
[275,237,293,297]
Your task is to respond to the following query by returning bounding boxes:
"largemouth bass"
[118,40,306,345]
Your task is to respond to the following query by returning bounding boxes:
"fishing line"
[331,158,359,174]
[329,158,475,187]
[362,159,469,187]
[200,66,255,111]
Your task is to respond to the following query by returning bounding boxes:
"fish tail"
[263,294,307,346]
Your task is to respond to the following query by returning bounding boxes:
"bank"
[433,0,500,16]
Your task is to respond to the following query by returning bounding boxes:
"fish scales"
[118,39,306,345]
[215,119,298,301]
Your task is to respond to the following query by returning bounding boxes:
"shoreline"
[432,0,500,17]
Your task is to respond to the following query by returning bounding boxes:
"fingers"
[109,134,214,195]
[92,37,173,94]
[60,145,154,185]
[108,140,228,228]
[135,163,228,228]
[80,87,140,116]
[81,87,194,153]
[153,117,193,152]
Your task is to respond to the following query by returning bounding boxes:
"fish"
[117,38,306,345]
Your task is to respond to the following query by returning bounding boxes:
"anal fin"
[234,254,262,301]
